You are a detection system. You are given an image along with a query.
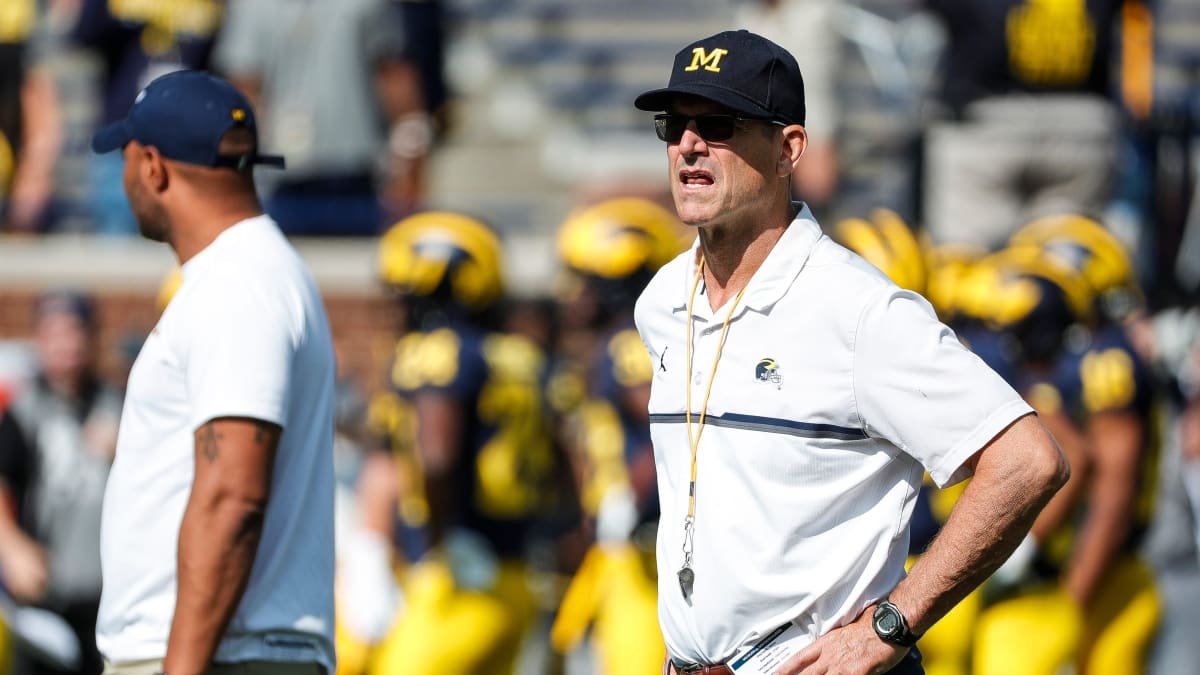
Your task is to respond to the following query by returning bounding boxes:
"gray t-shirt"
[6,378,122,605]
[213,0,407,181]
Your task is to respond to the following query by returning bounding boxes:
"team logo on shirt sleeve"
[755,358,782,389]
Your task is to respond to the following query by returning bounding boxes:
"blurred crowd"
[0,0,446,237]
[0,0,1199,675]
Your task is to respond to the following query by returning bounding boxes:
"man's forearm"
[891,415,1068,636]
[164,492,266,675]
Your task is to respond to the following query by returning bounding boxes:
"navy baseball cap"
[92,70,285,170]
[635,30,806,126]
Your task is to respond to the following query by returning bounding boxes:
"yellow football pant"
[0,619,10,675]
[335,595,375,675]
[367,559,535,675]
[551,543,665,675]
[974,556,1160,675]
[917,586,983,675]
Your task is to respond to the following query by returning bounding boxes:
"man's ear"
[777,124,808,178]
[143,145,169,193]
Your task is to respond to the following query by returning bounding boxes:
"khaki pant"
[923,94,1119,250]
[104,660,325,675]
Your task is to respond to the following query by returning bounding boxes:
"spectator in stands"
[1,0,62,233]
[921,0,1136,249]
[71,0,223,236]
[381,0,449,216]
[1161,0,1200,300]
[0,290,121,675]
[213,0,443,236]
[735,0,841,211]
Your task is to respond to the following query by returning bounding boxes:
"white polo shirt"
[634,205,1031,664]
[97,216,337,671]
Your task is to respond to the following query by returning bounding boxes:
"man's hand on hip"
[774,605,907,675]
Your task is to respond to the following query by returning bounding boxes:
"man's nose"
[676,123,708,155]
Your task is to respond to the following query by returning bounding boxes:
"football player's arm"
[780,414,1069,674]
[414,393,463,548]
[359,392,408,541]
[612,330,657,515]
[344,446,404,643]
[621,382,658,514]
[164,417,280,675]
[359,448,400,540]
[1029,407,1090,542]
[1063,409,1142,607]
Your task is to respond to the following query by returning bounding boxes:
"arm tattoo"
[199,422,220,462]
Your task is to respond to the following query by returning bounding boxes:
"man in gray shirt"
[213,0,433,235]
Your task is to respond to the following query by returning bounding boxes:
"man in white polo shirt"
[90,70,336,675]
[632,31,1070,674]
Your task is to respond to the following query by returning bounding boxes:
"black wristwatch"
[872,599,919,647]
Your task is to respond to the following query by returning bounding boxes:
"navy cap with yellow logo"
[635,30,806,126]
[92,70,285,170]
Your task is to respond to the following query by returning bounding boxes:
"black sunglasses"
[653,113,784,143]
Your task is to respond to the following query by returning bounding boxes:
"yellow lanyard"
[679,257,746,597]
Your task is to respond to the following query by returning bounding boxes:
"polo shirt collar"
[675,203,823,318]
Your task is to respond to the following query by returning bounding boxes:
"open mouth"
[679,169,714,187]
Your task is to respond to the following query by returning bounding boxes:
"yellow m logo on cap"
[684,47,729,73]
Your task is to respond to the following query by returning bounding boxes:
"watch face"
[876,610,899,634]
